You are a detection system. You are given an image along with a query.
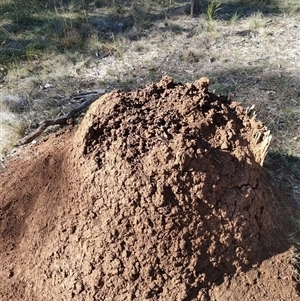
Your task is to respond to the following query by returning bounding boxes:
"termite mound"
[1,76,291,301]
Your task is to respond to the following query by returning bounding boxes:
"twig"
[15,90,106,146]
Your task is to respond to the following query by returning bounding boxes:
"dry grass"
[0,110,26,156]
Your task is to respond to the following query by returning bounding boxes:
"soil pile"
[0,76,298,300]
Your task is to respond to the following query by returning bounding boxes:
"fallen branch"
[15,89,106,146]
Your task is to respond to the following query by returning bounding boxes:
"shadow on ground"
[0,0,299,65]
[264,151,300,293]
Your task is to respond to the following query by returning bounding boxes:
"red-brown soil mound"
[0,76,298,300]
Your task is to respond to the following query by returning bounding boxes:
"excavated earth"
[0,76,299,300]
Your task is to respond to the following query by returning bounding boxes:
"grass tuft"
[205,0,221,30]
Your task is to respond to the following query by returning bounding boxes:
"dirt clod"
[0,76,298,300]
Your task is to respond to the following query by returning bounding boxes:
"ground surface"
[0,77,299,300]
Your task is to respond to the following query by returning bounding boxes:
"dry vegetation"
[0,0,300,277]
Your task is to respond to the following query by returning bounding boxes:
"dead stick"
[15,91,105,146]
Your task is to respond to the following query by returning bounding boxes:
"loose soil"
[0,76,299,300]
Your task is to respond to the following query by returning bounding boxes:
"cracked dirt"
[0,76,299,300]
